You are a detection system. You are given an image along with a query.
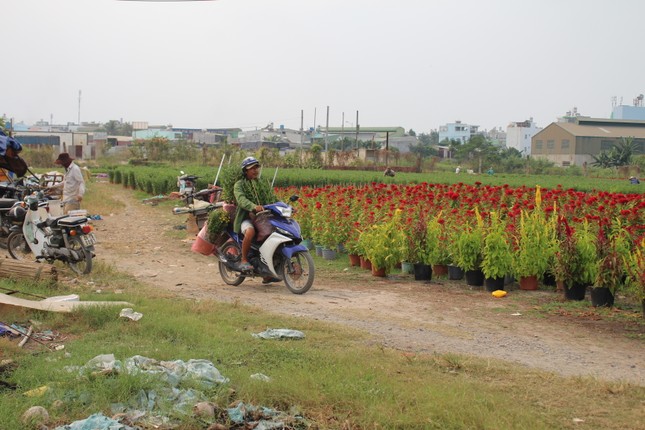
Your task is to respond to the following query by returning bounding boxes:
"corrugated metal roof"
[549,121,645,138]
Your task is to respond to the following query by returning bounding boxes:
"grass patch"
[1,277,644,429]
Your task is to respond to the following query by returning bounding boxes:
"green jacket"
[233,178,259,233]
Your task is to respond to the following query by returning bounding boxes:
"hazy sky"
[4,0,644,133]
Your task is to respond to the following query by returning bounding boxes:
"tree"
[408,129,416,137]
[408,141,435,172]
[591,137,636,168]
[102,120,133,136]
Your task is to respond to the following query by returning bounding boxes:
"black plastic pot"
[484,276,505,292]
[564,282,587,301]
[465,269,484,287]
[590,286,614,307]
[413,263,432,281]
[448,265,464,280]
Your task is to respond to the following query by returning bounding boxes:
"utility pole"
[77,90,81,125]
[354,110,360,149]
[300,109,304,167]
[324,105,329,152]
[341,112,344,152]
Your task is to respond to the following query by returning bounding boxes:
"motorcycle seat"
[57,216,88,227]
[0,198,18,209]
[37,215,70,229]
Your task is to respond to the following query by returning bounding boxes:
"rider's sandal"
[238,262,253,272]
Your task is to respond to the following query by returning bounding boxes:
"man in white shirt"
[52,153,85,214]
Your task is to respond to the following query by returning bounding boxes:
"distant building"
[531,117,645,167]
[13,131,95,160]
[611,94,645,120]
[506,119,541,155]
[438,121,479,144]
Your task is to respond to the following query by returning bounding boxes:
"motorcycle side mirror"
[289,195,299,202]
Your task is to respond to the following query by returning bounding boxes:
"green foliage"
[481,213,513,279]
[206,209,230,241]
[219,165,243,203]
[358,210,407,272]
[591,137,636,168]
[454,220,484,271]
[422,213,451,265]
[106,164,645,197]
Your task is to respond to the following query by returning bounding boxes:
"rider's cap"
[241,156,260,171]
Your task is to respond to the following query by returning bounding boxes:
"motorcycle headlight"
[276,227,293,237]
[276,206,293,218]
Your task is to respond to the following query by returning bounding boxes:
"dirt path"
[91,183,644,386]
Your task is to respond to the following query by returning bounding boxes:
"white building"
[506,118,541,156]
[438,120,479,144]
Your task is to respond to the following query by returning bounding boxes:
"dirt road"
[92,183,644,386]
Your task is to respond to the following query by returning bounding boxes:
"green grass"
[2,270,644,429]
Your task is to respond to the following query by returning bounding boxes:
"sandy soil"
[91,182,644,386]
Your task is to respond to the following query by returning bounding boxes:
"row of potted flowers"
[276,182,644,310]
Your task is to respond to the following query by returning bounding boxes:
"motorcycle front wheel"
[7,232,32,261]
[282,251,314,294]
[67,237,93,275]
[218,242,245,286]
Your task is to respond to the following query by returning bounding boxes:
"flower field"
[279,182,645,301]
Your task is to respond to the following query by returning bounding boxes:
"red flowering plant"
[594,219,631,295]
[553,217,597,289]
[623,236,645,310]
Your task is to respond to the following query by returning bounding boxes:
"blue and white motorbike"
[217,197,314,294]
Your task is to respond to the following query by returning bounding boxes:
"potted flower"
[423,213,451,277]
[624,237,645,318]
[553,218,597,300]
[358,210,407,276]
[592,221,630,307]
[512,207,557,290]
[481,212,513,291]
[453,209,485,286]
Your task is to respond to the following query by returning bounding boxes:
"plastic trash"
[250,373,271,382]
[54,412,136,430]
[491,290,507,298]
[252,329,305,340]
[119,308,143,321]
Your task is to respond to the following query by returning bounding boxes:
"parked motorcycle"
[177,171,221,205]
[0,197,21,247]
[215,196,314,294]
[6,193,96,275]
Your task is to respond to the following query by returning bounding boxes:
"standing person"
[455,165,461,174]
[51,153,85,214]
[233,157,276,275]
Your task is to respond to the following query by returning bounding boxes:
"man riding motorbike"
[233,157,278,283]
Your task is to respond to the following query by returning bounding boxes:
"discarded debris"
[0,293,132,313]
[54,412,136,430]
[250,373,271,382]
[119,308,143,321]
[252,329,305,340]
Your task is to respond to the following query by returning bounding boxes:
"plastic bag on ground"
[252,329,305,340]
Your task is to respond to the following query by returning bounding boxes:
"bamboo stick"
[0,259,58,283]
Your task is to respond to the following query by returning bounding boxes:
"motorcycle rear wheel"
[7,232,31,261]
[67,237,93,275]
[282,251,314,294]
[218,242,245,286]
